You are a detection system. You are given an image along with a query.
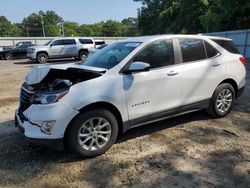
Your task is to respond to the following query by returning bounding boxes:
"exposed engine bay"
[18,66,106,111]
[26,67,105,92]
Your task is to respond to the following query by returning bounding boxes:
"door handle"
[213,62,221,67]
[167,70,179,76]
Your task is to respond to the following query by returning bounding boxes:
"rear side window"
[212,39,240,54]
[133,39,174,69]
[79,39,94,44]
[179,39,206,63]
[63,39,76,45]
[205,41,218,58]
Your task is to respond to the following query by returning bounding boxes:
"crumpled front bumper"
[15,101,79,150]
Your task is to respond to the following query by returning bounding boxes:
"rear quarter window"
[79,39,94,44]
[212,39,240,54]
[205,41,219,58]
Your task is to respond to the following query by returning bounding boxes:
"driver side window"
[51,40,63,46]
[133,40,174,69]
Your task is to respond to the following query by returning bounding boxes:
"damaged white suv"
[15,35,246,157]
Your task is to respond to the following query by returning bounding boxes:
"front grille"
[19,84,33,112]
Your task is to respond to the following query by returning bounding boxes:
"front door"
[124,39,181,124]
[50,40,64,58]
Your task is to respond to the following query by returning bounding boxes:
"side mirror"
[123,62,150,74]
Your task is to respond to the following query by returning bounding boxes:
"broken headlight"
[31,90,69,104]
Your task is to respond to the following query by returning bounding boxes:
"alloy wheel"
[78,117,112,151]
[216,89,233,113]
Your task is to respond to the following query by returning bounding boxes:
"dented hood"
[25,63,106,85]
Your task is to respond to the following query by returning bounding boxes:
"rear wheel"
[5,53,13,60]
[37,53,48,63]
[66,109,118,158]
[207,83,235,118]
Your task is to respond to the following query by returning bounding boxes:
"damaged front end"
[19,65,106,113]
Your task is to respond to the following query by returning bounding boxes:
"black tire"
[74,56,80,60]
[207,83,235,118]
[37,52,48,63]
[66,109,118,158]
[78,50,88,61]
[5,53,13,60]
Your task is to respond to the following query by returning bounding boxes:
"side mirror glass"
[124,62,150,74]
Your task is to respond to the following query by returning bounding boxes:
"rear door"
[62,39,78,57]
[176,38,225,106]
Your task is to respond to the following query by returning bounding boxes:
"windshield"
[44,40,52,46]
[84,42,141,69]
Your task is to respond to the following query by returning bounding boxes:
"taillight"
[239,56,247,65]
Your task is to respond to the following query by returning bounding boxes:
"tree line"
[0,10,139,37]
[135,0,250,35]
[0,0,249,37]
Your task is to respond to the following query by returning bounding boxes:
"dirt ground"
[0,59,249,188]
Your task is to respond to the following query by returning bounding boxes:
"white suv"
[15,35,246,157]
[27,38,95,63]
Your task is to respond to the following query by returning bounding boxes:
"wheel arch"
[79,49,89,54]
[64,101,124,139]
[218,78,238,98]
[36,51,49,58]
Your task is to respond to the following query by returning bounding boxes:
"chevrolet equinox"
[15,35,246,157]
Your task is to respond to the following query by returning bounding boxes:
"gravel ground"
[0,59,249,188]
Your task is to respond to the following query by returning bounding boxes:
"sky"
[0,0,142,24]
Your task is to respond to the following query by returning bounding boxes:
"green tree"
[63,22,79,36]
[121,17,139,36]
[0,16,21,37]
[135,0,250,34]
[102,20,122,37]
[22,10,63,37]
[206,0,250,31]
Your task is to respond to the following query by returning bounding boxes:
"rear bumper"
[237,86,245,98]
[27,53,36,60]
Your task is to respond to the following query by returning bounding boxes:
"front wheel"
[66,109,118,158]
[207,83,235,118]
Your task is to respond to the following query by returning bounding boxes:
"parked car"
[27,38,95,63]
[0,44,35,60]
[94,40,106,48]
[88,44,108,56]
[3,41,33,51]
[15,35,246,157]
